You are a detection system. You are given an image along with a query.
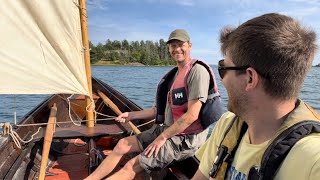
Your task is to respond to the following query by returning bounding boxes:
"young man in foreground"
[192,13,320,180]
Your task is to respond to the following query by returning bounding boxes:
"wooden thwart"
[97,90,141,134]
[53,124,127,139]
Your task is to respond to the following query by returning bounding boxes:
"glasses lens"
[218,59,224,68]
[218,59,250,79]
[218,69,225,79]
[218,59,225,79]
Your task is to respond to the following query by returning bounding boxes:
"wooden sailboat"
[0,1,199,179]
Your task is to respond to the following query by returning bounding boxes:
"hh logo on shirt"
[171,87,187,105]
[174,92,183,99]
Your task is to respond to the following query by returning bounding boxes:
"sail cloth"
[0,0,89,95]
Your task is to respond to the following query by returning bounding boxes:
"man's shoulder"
[209,112,236,140]
[192,63,209,72]
[216,112,236,125]
[188,63,210,79]
[276,134,320,179]
[292,134,320,154]
[284,134,320,166]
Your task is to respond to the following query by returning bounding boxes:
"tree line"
[89,39,176,65]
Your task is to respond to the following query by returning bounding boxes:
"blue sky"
[86,0,320,65]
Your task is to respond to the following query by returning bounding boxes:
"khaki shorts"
[136,124,208,173]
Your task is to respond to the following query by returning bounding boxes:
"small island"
[89,39,176,66]
[315,63,320,67]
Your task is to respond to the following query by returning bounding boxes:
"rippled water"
[0,66,319,124]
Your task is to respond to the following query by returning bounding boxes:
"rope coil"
[5,123,42,149]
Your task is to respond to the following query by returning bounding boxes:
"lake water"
[1,66,319,124]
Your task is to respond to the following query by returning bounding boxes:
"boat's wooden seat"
[52,123,131,139]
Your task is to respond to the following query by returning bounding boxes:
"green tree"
[89,38,176,65]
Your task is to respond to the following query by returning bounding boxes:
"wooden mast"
[79,0,95,127]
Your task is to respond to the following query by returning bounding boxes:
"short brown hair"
[220,13,317,100]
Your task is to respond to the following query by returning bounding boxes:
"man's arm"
[116,107,156,123]
[144,99,202,157]
[192,169,209,180]
[160,99,202,138]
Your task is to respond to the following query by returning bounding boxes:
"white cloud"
[280,7,320,18]
[287,0,320,4]
[175,0,195,6]
[87,0,109,10]
[145,0,195,6]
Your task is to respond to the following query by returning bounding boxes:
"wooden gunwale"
[0,77,199,179]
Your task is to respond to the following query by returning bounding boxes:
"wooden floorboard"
[43,137,168,180]
[45,139,88,180]
[46,153,88,180]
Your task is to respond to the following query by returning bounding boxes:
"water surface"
[1,66,319,123]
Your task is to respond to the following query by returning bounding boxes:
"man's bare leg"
[106,155,144,180]
[84,136,142,180]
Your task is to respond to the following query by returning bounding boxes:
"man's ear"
[245,68,259,91]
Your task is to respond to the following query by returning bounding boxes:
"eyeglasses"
[218,59,249,79]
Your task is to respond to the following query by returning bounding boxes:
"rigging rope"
[1,88,155,148]
[65,94,113,126]
[66,94,83,126]
[7,124,41,149]
[14,117,117,127]
[1,118,155,149]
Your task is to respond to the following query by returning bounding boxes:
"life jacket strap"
[210,120,248,178]
[209,145,231,178]
[250,120,320,180]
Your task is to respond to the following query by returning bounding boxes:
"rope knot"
[3,122,11,135]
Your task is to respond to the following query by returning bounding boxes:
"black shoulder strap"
[248,120,320,180]
[192,60,223,129]
[155,67,177,124]
[226,123,248,168]
[209,118,247,178]
[193,60,217,94]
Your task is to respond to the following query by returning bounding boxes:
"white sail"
[0,0,89,95]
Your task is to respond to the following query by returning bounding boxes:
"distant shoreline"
[92,61,318,67]
[92,62,145,66]
[92,61,174,67]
